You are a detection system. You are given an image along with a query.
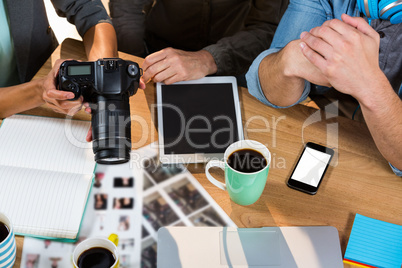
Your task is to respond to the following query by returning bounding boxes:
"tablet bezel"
[156,76,244,164]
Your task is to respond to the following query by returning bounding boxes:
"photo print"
[113,197,134,209]
[120,255,131,268]
[94,193,108,210]
[143,174,154,191]
[143,156,185,184]
[164,178,208,215]
[94,172,105,188]
[190,207,226,226]
[24,254,40,268]
[113,177,134,188]
[141,240,157,268]
[96,213,106,231]
[118,215,130,231]
[43,240,51,249]
[142,225,149,239]
[42,240,67,251]
[143,193,179,230]
[119,238,135,251]
[47,257,63,268]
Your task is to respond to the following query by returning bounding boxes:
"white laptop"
[157,226,343,268]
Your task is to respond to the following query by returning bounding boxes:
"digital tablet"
[156,76,244,163]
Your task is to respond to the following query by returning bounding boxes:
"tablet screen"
[161,83,239,154]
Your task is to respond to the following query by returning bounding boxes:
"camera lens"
[91,94,131,164]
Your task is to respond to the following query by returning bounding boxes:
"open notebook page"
[0,115,94,174]
[0,115,95,239]
[0,166,92,239]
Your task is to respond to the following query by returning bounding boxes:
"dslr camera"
[58,58,142,164]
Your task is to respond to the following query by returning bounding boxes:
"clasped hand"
[299,14,382,100]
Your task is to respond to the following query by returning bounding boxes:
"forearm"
[83,23,118,61]
[0,79,45,118]
[197,50,218,76]
[358,76,402,171]
[258,41,306,107]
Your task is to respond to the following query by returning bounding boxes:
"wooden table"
[10,38,402,267]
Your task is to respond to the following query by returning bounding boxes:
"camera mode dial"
[62,81,81,100]
[127,64,139,77]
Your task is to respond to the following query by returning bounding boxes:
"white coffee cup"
[72,234,119,268]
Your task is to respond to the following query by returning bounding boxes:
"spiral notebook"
[0,115,95,241]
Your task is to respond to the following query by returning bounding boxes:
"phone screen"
[291,147,332,187]
[288,143,334,194]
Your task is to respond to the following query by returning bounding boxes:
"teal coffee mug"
[0,213,16,268]
[205,140,271,206]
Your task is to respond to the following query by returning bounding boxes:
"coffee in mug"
[0,222,9,243]
[227,149,267,173]
[77,247,116,268]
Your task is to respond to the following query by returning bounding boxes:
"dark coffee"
[227,149,267,173]
[0,222,10,243]
[77,247,115,268]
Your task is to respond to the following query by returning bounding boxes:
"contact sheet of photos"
[137,144,236,268]
[21,162,143,268]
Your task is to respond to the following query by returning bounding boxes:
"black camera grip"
[59,80,81,101]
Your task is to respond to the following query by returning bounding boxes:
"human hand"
[299,14,382,100]
[141,48,217,85]
[42,59,84,115]
[139,79,146,89]
[82,102,93,142]
[282,40,331,87]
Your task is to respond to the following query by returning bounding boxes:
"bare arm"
[83,23,118,61]
[300,14,402,170]
[258,40,305,106]
[51,0,118,60]
[258,40,330,107]
[0,80,44,118]
[0,60,81,119]
[360,77,402,170]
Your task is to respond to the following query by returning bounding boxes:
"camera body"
[58,58,142,164]
[58,58,141,101]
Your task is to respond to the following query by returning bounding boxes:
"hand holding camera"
[57,58,142,164]
[42,59,84,115]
